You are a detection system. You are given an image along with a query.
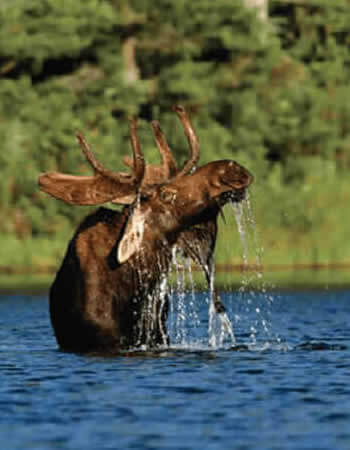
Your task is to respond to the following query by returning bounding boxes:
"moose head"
[39,106,253,354]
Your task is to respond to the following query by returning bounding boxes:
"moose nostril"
[232,172,253,190]
[240,170,254,187]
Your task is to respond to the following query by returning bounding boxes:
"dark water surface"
[0,289,350,449]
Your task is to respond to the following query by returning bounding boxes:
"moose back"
[39,106,253,353]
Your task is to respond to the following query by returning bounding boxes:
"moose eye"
[160,189,176,203]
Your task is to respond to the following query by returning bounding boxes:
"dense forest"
[0,0,350,272]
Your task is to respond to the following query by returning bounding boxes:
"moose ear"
[117,207,148,264]
[39,172,137,205]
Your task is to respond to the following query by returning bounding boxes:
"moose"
[39,106,253,353]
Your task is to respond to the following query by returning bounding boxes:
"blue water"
[0,289,350,449]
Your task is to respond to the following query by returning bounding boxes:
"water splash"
[207,262,236,349]
[147,193,279,351]
[167,246,238,350]
[219,312,236,346]
[184,257,201,331]
[165,196,268,350]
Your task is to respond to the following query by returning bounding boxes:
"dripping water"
[157,272,170,347]
[246,193,263,268]
[135,192,278,351]
[232,195,279,347]
[208,263,217,348]
[171,247,187,344]
[232,201,249,266]
[184,257,201,332]
[167,247,202,347]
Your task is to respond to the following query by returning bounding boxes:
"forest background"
[0,0,349,287]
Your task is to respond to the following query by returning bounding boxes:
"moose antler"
[77,118,145,186]
[128,117,146,185]
[122,120,177,186]
[39,105,199,206]
[39,121,145,205]
[122,105,199,186]
[173,105,200,177]
[151,120,178,179]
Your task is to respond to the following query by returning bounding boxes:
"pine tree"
[0,0,349,247]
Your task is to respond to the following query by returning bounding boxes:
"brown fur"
[40,107,253,353]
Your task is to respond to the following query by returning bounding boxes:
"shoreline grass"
[1,265,349,295]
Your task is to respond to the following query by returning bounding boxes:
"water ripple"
[0,291,350,450]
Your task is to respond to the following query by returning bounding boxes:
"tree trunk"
[122,37,140,84]
[244,0,268,21]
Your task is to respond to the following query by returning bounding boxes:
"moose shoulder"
[39,106,253,354]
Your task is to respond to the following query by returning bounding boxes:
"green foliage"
[268,0,350,169]
[0,0,349,269]
[0,0,117,71]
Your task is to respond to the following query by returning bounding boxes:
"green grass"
[0,234,69,271]
[0,273,53,294]
[213,268,350,291]
[1,266,349,294]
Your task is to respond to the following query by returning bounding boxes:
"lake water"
[0,288,350,449]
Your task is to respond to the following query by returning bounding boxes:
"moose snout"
[228,163,254,190]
